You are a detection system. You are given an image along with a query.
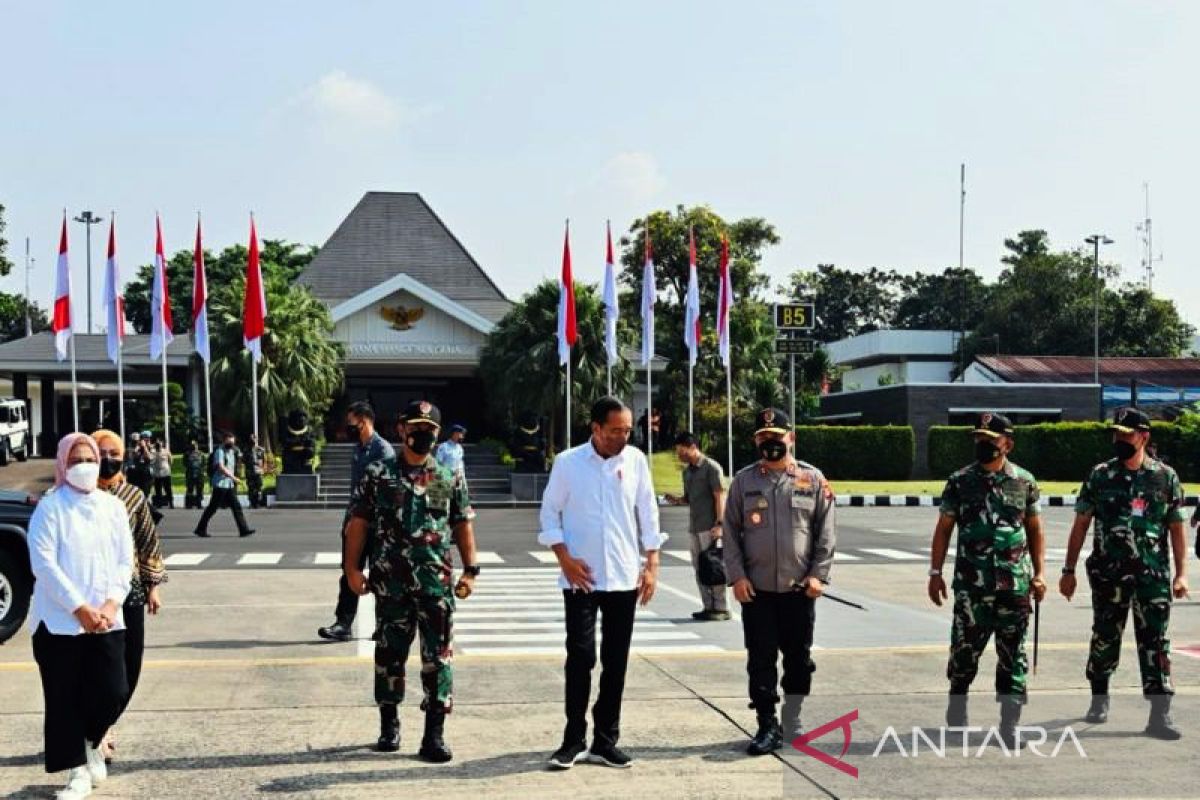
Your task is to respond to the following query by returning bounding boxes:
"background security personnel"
[723,407,836,756]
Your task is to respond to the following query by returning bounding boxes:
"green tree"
[124,239,317,334]
[1103,285,1194,357]
[0,292,50,342]
[893,267,991,331]
[207,272,343,449]
[787,264,901,342]
[480,281,636,449]
[0,204,13,277]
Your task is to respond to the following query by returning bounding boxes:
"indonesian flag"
[103,218,124,365]
[243,216,267,362]
[717,234,734,368]
[640,227,655,366]
[150,215,174,359]
[557,223,577,366]
[192,216,210,363]
[602,221,619,367]
[684,227,701,366]
[52,215,72,362]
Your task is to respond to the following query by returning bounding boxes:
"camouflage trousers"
[1085,558,1173,695]
[947,590,1031,702]
[374,592,455,712]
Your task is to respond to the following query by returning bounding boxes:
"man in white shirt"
[538,396,666,771]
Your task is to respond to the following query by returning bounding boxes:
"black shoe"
[946,694,969,727]
[548,740,587,770]
[1145,695,1183,740]
[691,610,710,620]
[998,699,1023,750]
[317,621,353,642]
[747,713,783,756]
[588,743,632,769]
[1085,696,1109,724]
[781,697,804,741]
[376,704,400,752]
[418,709,453,763]
[239,529,256,537]
[193,529,210,538]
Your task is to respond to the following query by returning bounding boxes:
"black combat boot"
[375,704,400,752]
[418,708,453,762]
[780,696,804,742]
[946,694,969,727]
[1085,680,1109,724]
[747,710,783,756]
[1145,694,1183,740]
[998,699,1023,751]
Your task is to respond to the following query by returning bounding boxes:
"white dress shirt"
[538,441,667,592]
[28,486,134,636]
[435,440,465,474]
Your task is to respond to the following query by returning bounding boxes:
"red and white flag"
[192,217,210,363]
[640,229,655,366]
[103,218,124,365]
[52,215,72,362]
[684,227,701,366]
[557,222,577,366]
[602,221,619,367]
[717,234,734,368]
[150,215,174,359]
[243,216,267,362]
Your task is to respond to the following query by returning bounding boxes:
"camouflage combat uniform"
[940,461,1041,701]
[1075,457,1184,695]
[350,455,475,713]
[246,445,267,508]
[184,448,207,509]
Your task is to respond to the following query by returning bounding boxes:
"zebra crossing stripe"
[664,550,692,562]
[313,552,341,565]
[527,551,560,564]
[474,551,505,564]
[238,553,284,566]
[858,548,924,561]
[164,553,210,567]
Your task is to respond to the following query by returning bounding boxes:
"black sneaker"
[193,529,210,538]
[588,743,633,769]
[548,741,587,770]
[691,610,710,620]
[704,610,732,621]
[239,529,256,537]
[318,621,353,642]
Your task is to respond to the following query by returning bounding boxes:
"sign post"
[774,303,816,427]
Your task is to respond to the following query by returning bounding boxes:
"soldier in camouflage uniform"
[928,412,1046,749]
[184,440,207,509]
[1060,407,1190,740]
[344,400,480,762]
[245,434,267,509]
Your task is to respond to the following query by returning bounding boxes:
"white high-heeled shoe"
[55,766,93,800]
[84,743,107,784]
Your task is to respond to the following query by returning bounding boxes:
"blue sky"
[3,1,1198,332]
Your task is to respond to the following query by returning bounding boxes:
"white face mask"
[65,462,100,493]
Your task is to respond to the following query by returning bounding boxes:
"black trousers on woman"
[561,589,638,750]
[32,624,128,773]
[118,601,146,717]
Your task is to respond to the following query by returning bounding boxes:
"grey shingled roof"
[296,192,511,322]
[0,333,192,373]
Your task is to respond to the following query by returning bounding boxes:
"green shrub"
[794,426,914,480]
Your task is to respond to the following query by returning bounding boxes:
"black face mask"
[99,457,123,479]
[1113,440,1138,462]
[406,429,437,456]
[975,439,1002,464]
[346,423,361,441]
[758,439,788,463]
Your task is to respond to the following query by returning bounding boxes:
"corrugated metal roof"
[976,355,1200,385]
[296,192,511,322]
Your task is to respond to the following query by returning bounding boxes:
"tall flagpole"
[646,361,652,457]
[688,363,694,432]
[69,336,79,431]
[251,351,259,445]
[204,363,213,452]
[725,362,733,477]
[565,356,571,449]
[161,347,170,446]
[117,347,125,441]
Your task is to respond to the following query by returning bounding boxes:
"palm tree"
[207,273,344,449]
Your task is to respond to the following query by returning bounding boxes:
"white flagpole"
[117,348,125,441]
[250,352,259,445]
[161,346,170,446]
[725,362,733,476]
[688,362,694,432]
[204,363,213,452]
[69,336,79,431]
[607,363,612,398]
[646,361,652,456]
[565,358,571,449]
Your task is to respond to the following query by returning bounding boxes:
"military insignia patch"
[750,511,763,525]
[756,497,770,509]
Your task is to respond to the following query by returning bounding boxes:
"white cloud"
[300,70,431,134]
[597,151,666,204]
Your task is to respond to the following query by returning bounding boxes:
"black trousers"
[153,476,173,507]
[562,589,638,749]
[333,516,369,624]
[196,487,250,535]
[118,601,145,718]
[32,625,128,773]
[740,590,816,712]
[184,475,205,508]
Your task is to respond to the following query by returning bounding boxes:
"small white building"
[825,330,959,392]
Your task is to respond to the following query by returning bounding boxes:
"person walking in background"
[318,401,394,642]
[436,424,467,474]
[245,434,267,509]
[28,433,134,800]
[92,429,168,764]
[150,437,173,509]
[539,396,665,770]
[665,432,729,621]
[183,440,206,509]
[193,431,254,538]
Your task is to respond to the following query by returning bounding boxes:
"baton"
[1033,600,1040,675]
[822,591,866,611]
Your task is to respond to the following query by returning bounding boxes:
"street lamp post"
[73,211,104,334]
[1084,234,1114,415]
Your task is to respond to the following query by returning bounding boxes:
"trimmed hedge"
[794,426,914,480]
[928,422,1200,482]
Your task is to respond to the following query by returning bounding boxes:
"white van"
[0,399,31,466]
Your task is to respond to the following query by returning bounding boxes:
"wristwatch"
[927,568,942,578]
[462,565,481,577]
[1061,566,1075,575]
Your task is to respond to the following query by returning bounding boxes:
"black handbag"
[697,540,727,586]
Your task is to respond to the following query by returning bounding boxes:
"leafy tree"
[1103,285,1194,357]
[124,239,317,333]
[0,292,50,342]
[480,281,636,449]
[787,264,901,343]
[207,272,343,449]
[0,204,13,277]
[893,268,991,331]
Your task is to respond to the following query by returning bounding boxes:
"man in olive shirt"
[666,432,728,620]
[724,407,836,756]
